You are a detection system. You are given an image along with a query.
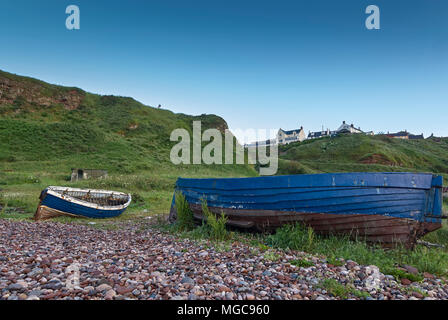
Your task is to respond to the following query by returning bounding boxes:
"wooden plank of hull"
[34,205,80,221]
[176,203,441,248]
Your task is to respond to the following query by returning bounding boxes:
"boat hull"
[34,187,131,220]
[172,204,440,248]
[169,172,444,247]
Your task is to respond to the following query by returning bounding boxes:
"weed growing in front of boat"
[318,278,371,300]
[266,223,316,252]
[202,199,229,241]
[174,192,195,231]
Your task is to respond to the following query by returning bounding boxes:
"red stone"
[423,272,435,280]
[403,265,419,275]
[115,285,133,295]
[401,278,412,285]
[412,292,424,299]
[218,285,231,292]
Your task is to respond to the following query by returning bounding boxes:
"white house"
[307,121,368,140]
[336,121,363,134]
[246,121,373,147]
[277,127,306,145]
[308,128,334,140]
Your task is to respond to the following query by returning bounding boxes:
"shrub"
[129,192,145,208]
[175,192,194,231]
[201,199,229,241]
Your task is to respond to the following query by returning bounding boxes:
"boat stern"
[430,175,444,220]
[418,175,444,237]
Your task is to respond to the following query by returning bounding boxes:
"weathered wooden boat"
[169,172,445,247]
[34,186,132,220]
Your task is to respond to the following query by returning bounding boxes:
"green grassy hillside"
[1,69,446,221]
[277,134,448,183]
[0,70,256,217]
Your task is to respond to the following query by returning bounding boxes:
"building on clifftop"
[277,126,306,145]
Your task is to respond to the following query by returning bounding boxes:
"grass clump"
[382,267,424,282]
[267,223,315,252]
[318,279,350,299]
[326,256,344,267]
[290,258,314,268]
[318,279,370,300]
[403,286,428,298]
[264,250,281,262]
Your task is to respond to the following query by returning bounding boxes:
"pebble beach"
[1,220,447,301]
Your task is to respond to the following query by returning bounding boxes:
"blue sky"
[0,0,447,141]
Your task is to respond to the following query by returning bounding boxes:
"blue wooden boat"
[169,172,445,247]
[34,186,132,220]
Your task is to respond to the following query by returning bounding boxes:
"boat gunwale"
[178,172,435,181]
[176,172,437,191]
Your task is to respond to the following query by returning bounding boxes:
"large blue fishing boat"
[34,186,132,220]
[169,172,445,247]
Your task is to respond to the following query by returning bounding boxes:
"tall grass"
[267,223,316,252]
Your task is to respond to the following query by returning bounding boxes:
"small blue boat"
[170,172,445,247]
[34,186,132,220]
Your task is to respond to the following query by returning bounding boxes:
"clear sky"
[0,0,447,141]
